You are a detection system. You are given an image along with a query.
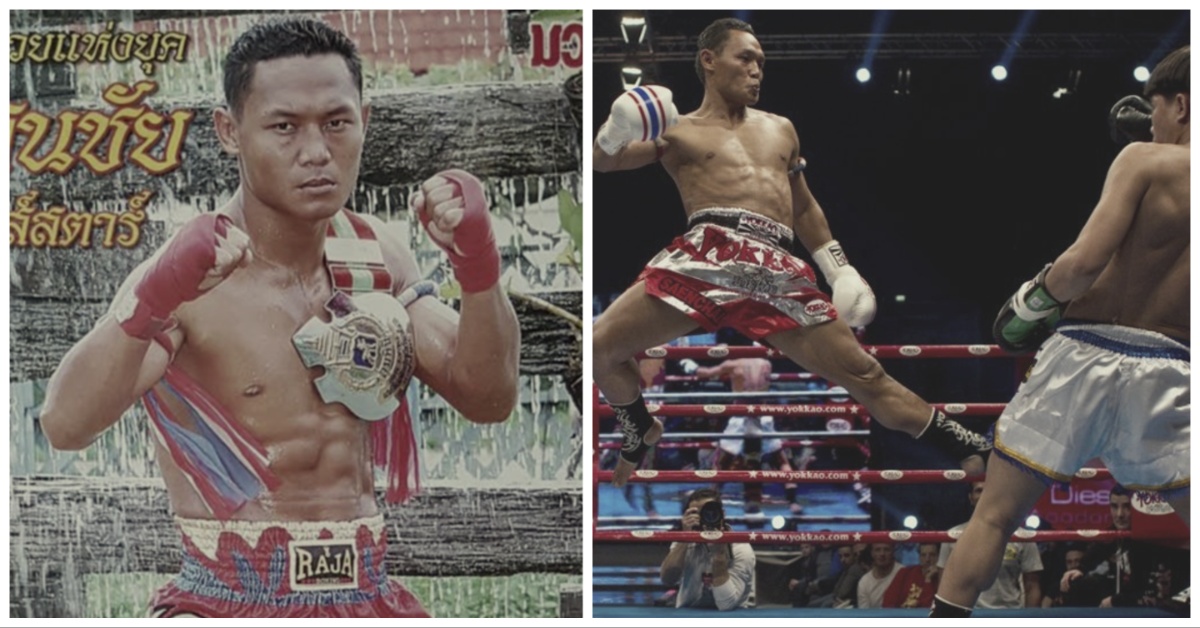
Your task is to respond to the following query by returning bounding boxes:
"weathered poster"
[9,9,582,618]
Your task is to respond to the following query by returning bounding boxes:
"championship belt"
[292,211,426,421]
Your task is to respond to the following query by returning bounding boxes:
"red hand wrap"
[119,214,231,340]
[419,169,500,293]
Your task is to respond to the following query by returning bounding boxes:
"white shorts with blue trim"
[995,322,1189,494]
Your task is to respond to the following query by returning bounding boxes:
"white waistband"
[177,514,386,560]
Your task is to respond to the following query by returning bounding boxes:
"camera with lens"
[697,500,726,532]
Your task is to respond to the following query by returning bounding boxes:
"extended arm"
[789,120,876,327]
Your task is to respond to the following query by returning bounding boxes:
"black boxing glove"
[993,264,1064,354]
[1108,95,1153,145]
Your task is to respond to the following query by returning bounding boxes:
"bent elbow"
[592,147,620,173]
[462,388,517,424]
[39,406,91,451]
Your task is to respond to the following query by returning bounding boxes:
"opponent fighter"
[683,357,803,514]
[40,17,520,617]
[932,46,1189,617]
[592,17,991,487]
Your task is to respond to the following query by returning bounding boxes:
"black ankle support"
[930,595,973,617]
[612,396,654,464]
[917,410,992,462]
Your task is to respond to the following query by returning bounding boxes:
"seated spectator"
[786,542,837,607]
[1042,543,1088,608]
[829,544,868,608]
[858,543,904,609]
[883,543,940,608]
[1061,486,1190,609]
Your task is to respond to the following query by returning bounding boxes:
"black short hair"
[223,17,363,116]
[1110,484,1131,500]
[1144,45,1189,99]
[694,18,755,84]
[684,487,723,511]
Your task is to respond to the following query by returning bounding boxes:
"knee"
[974,503,1026,537]
[591,319,627,372]
[841,355,886,389]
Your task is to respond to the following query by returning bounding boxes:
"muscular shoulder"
[356,212,422,294]
[1114,141,1188,177]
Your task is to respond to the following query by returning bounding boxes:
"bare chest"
[669,122,792,174]
[174,274,332,413]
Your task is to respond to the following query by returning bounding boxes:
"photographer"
[660,489,756,610]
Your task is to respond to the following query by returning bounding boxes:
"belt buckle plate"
[288,538,360,591]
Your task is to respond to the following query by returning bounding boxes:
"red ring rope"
[639,344,1021,360]
[596,438,864,450]
[596,402,1006,418]
[594,468,1114,484]
[593,529,1142,545]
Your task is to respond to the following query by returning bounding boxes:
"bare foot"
[960,454,986,476]
[612,418,663,487]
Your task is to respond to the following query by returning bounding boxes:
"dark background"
[592,10,1189,532]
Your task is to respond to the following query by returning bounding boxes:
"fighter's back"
[1066,143,1190,340]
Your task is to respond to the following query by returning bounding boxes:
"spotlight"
[1134,66,1150,82]
[1054,68,1082,99]
[856,67,871,83]
[772,515,787,530]
[991,65,1008,82]
[903,515,918,530]
[621,15,647,45]
[621,66,643,90]
[892,66,911,96]
[1025,515,1041,529]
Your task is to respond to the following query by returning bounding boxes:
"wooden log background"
[10,9,584,618]
[10,477,583,618]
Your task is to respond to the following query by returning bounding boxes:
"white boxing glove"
[595,85,679,155]
[813,240,876,327]
[679,358,700,375]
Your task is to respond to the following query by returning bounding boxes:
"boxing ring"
[592,343,1187,618]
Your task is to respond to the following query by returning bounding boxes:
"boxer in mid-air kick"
[932,46,1189,617]
[592,17,991,488]
[40,17,520,617]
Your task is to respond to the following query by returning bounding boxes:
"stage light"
[991,65,1008,82]
[620,15,647,45]
[772,515,787,530]
[893,66,911,96]
[1134,66,1150,82]
[1025,515,1041,529]
[903,515,918,530]
[856,67,871,83]
[1054,68,1082,99]
[621,66,643,90]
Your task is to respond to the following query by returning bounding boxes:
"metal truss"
[595,33,1167,62]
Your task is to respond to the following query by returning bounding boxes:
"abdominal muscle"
[157,401,380,522]
[673,158,792,226]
